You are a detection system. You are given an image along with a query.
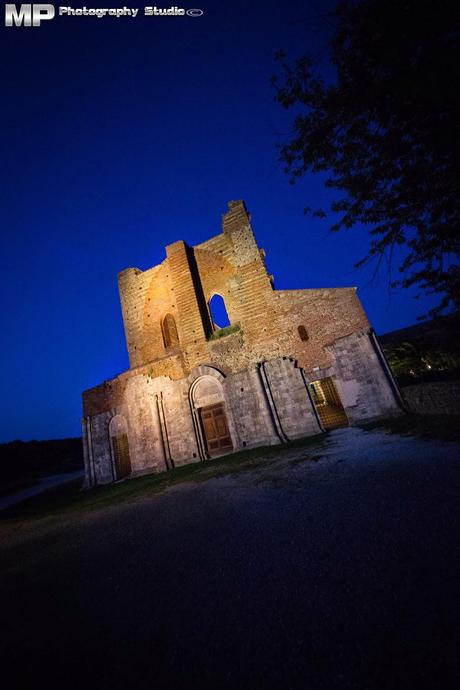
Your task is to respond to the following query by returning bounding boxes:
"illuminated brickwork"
[82,200,402,486]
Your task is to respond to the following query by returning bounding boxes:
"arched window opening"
[209,294,230,330]
[298,325,309,342]
[162,313,179,348]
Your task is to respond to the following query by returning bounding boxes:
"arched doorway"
[309,377,348,430]
[191,376,233,457]
[109,415,132,479]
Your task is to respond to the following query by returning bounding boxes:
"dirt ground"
[1,427,459,690]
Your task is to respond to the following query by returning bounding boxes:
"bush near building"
[379,313,460,386]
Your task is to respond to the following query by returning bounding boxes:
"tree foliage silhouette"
[272,0,460,316]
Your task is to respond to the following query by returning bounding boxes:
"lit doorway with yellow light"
[309,377,348,430]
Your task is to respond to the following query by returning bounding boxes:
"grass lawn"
[2,422,458,690]
[1,432,327,524]
[360,412,460,442]
[4,413,458,526]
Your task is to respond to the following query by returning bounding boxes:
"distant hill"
[0,437,83,489]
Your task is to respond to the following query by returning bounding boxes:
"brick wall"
[114,200,370,382]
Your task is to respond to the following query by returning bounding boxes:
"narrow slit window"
[162,313,179,348]
[298,325,309,341]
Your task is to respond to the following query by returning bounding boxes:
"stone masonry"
[82,200,403,486]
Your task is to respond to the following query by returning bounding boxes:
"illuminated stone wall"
[81,200,402,487]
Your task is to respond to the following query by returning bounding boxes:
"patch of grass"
[360,413,460,442]
[1,433,326,524]
[207,323,241,341]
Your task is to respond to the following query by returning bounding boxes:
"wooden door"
[200,403,233,456]
[112,433,132,478]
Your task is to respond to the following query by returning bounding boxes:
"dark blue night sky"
[0,1,438,441]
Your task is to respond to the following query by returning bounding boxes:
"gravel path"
[1,428,459,690]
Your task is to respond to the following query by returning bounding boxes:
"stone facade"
[82,200,403,486]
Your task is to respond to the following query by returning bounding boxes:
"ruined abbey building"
[82,200,402,486]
